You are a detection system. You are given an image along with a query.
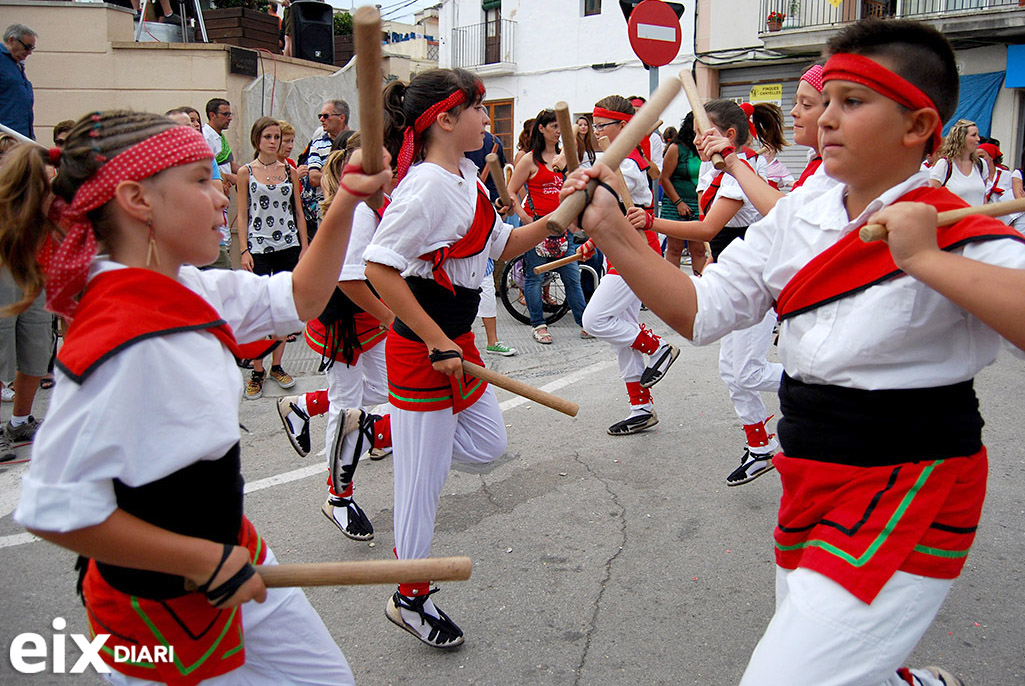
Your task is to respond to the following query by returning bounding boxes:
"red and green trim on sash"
[386,329,486,413]
[304,311,386,364]
[83,518,268,685]
[773,449,986,603]
[775,185,1025,322]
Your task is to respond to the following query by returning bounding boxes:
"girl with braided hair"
[4,110,389,685]
[364,68,556,649]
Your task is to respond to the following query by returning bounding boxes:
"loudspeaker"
[292,0,334,66]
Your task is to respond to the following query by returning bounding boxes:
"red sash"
[386,329,486,413]
[418,181,497,294]
[699,148,756,216]
[774,450,986,603]
[58,268,277,383]
[775,186,1025,322]
[84,517,268,685]
[304,311,386,364]
[626,147,649,175]
[793,156,822,190]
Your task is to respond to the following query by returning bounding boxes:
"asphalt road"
[1,302,1023,685]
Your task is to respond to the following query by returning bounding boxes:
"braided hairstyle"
[0,110,175,314]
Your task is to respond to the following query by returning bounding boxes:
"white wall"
[440,0,698,136]
[706,0,760,53]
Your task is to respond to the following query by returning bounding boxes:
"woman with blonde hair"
[929,119,987,205]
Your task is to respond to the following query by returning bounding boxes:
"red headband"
[800,64,824,93]
[592,107,632,123]
[39,125,214,320]
[395,81,485,183]
[822,53,942,151]
[978,143,1000,160]
[738,102,759,140]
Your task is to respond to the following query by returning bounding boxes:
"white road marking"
[0,360,613,550]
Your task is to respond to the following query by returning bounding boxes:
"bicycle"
[497,248,603,325]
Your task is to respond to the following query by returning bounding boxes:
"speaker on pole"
[292,0,334,65]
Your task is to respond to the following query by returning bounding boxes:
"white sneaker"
[386,590,464,649]
[1,387,13,403]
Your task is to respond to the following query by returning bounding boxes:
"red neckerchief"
[418,180,496,294]
[986,168,1006,203]
[793,156,822,190]
[58,268,277,383]
[775,186,1025,321]
[699,148,756,216]
[626,147,649,173]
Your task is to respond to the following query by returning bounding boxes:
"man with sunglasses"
[301,99,350,240]
[203,98,239,266]
[1,24,37,140]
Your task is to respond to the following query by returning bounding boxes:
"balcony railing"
[451,19,516,70]
[758,0,1022,35]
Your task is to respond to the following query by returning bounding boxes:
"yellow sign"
[749,84,783,107]
[827,0,843,7]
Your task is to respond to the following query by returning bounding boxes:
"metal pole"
[649,64,659,96]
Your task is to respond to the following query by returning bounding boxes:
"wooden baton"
[533,250,583,274]
[860,197,1025,242]
[679,69,725,171]
[555,102,579,173]
[254,557,471,588]
[598,135,635,210]
[463,361,579,417]
[546,70,683,234]
[354,6,385,210]
[486,153,513,209]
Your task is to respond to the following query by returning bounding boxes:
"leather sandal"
[532,325,553,344]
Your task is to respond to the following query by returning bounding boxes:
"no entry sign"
[627,0,682,68]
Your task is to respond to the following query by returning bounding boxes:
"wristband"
[339,178,371,198]
[643,211,654,231]
[195,543,233,595]
[674,198,686,206]
[577,179,628,231]
[241,249,250,255]
[720,145,736,158]
[428,348,463,364]
[205,560,257,607]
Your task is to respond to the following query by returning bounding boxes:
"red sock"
[625,381,651,407]
[306,389,329,417]
[743,420,769,448]
[895,668,915,685]
[398,582,430,597]
[630,324,660,355]
[373,414,392,450]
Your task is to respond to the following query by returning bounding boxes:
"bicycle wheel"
[499,255,571,325]
[579,264,601,304]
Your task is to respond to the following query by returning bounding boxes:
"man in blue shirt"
[1,24,36,140]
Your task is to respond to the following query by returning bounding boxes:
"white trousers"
[324,340,390,469]
[718,310,783,425]
[392,388,507,560]
[740,567,954,686]
[478,270,497,319]
[582,273,645,383]
[103,547,354,686]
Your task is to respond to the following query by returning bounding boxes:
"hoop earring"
[146,219,160,267]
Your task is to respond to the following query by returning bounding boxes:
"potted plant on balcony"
[766,10,785,32]
[783,0,801,29]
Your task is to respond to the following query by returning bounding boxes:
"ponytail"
[751,103,788,155]
[0,143,56,315]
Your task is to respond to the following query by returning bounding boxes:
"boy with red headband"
[564,18,1025,685]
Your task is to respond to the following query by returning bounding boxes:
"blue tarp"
[944,71,1005,138]
[1006,44,1025,88]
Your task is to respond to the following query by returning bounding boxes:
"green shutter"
[482,0,501,10]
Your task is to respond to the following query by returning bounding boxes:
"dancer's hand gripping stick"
[860,197,1025,242]
[486,153,513,210]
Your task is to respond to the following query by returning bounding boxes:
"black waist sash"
[777,374,983,466]
[709,225,747,262]
[87,443,244,599]
[392,276,481,343]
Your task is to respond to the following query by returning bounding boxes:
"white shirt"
[701,153,769,228]
[15,261,303,532]
[363,159,513,289]
[202,123,231,175]
[692,170,1025,390]
[649,132,665,171]
[929,157,987,207]
[986,167,1019,223]
[597,153,654,208]
[340,202,383,282]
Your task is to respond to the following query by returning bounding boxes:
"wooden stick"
[486,153,512,209]
[555,102,579,173]
[598,136,635,210]
[254,557,472,588]
[679,69,725,171]
[534,251,582,274]
[463,361,579,417]
[354,6,385,210]
[860,197,1025,242]
[546,71,683,234]
[648,119,664,138]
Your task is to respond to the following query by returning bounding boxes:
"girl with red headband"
[2,110,390,685]
[631,98,787,485]
[564,18,1025,685]
[363,68,557,648]
[579,94,680,436]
